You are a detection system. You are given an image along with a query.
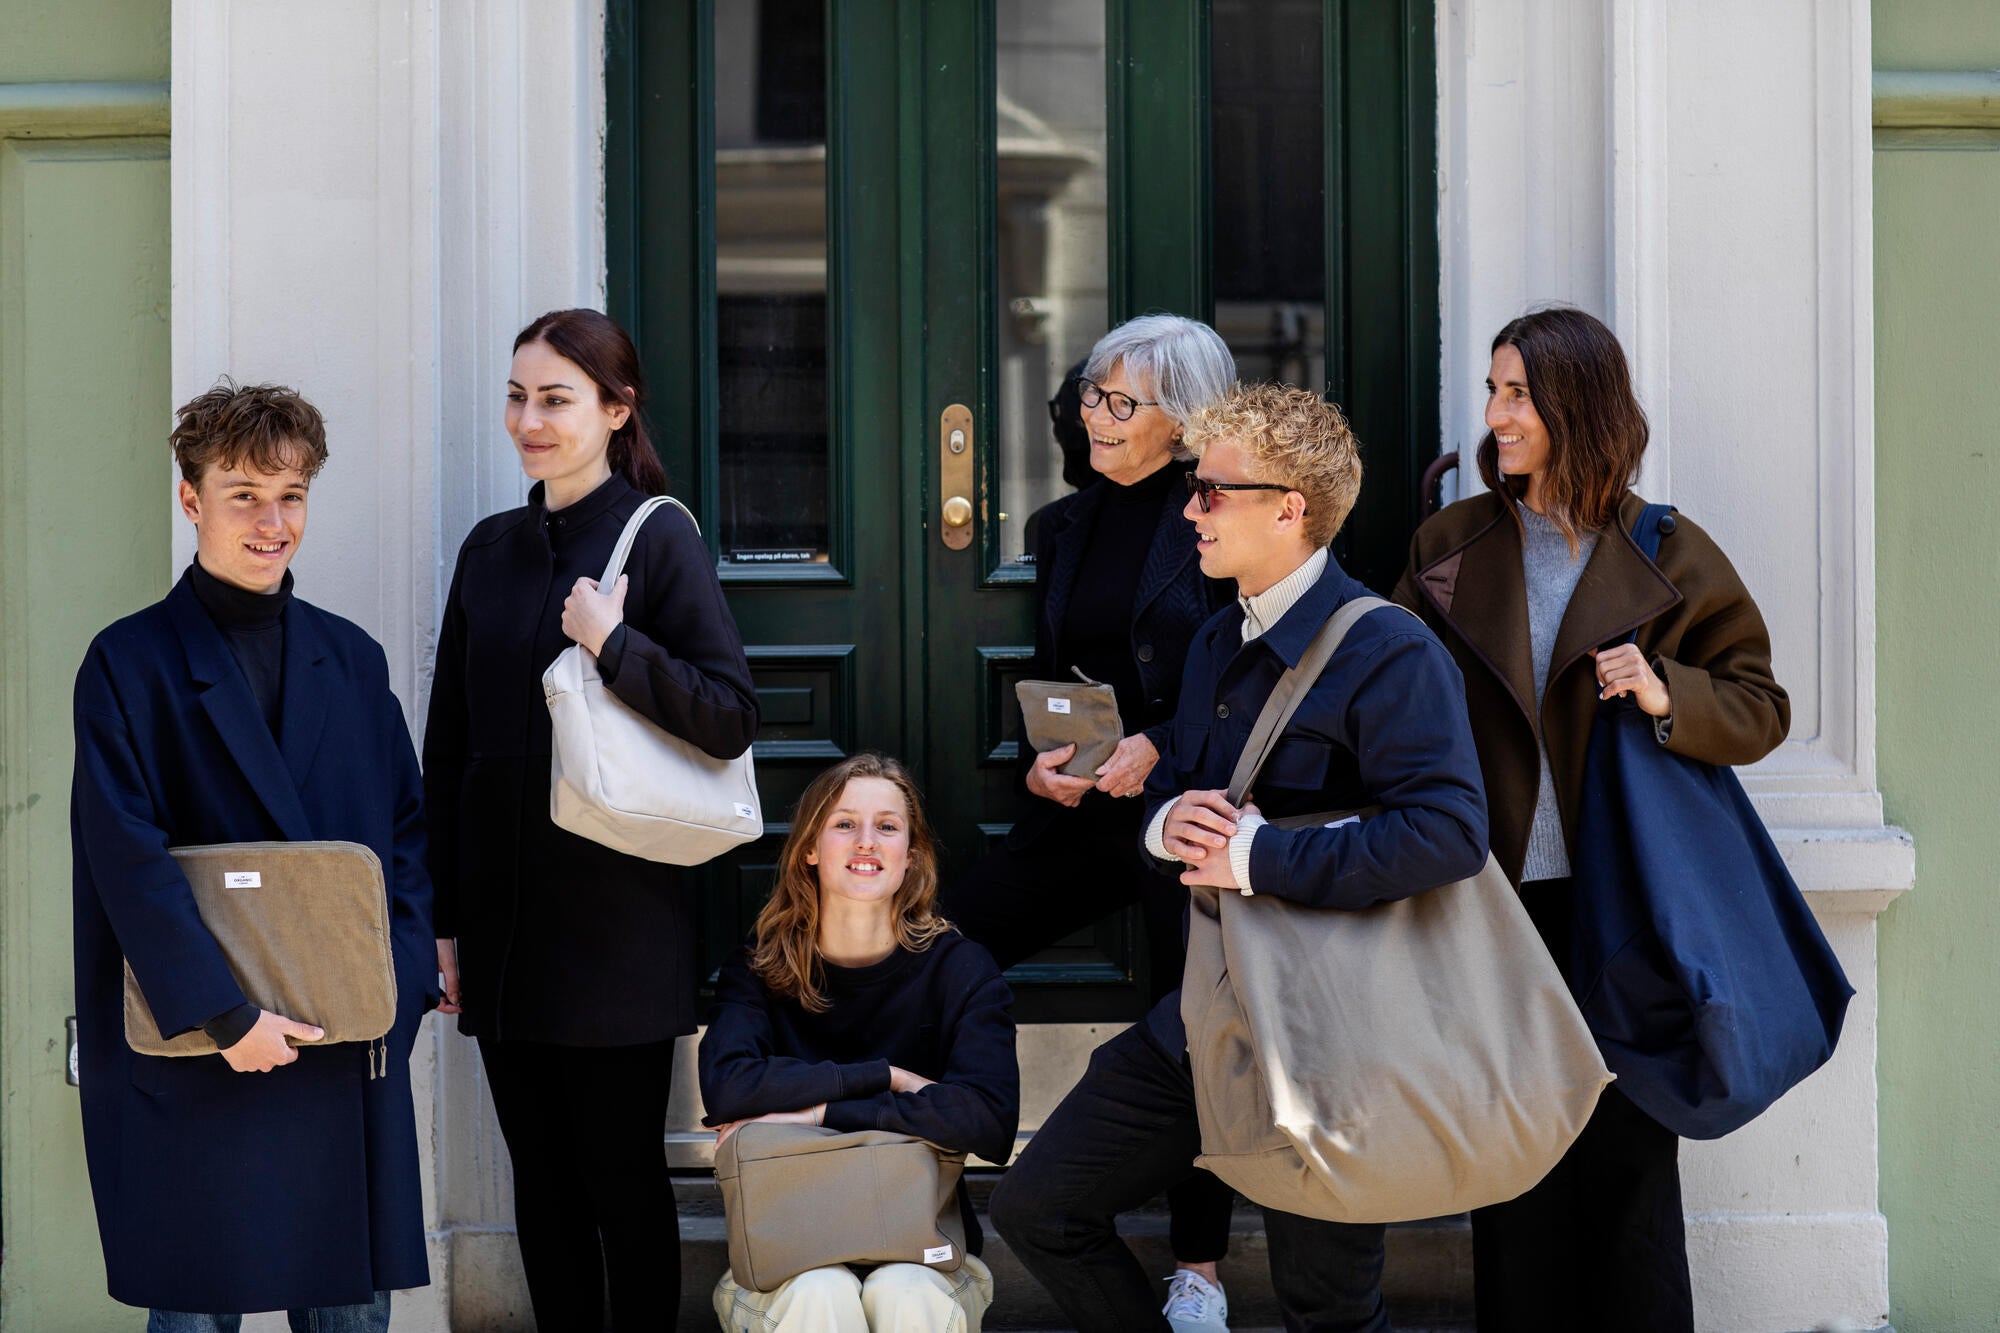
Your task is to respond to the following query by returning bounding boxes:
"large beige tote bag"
[1180,597,1611,1224]
[543,496,763,866]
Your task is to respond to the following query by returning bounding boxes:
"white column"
[1440,2,1907,1329]
[172,2,607,1326]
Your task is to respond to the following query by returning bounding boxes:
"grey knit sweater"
[1520,505,1598,882]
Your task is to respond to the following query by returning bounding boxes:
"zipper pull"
[1070,666,1105,687]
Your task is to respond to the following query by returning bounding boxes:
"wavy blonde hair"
[751,753,952,1013]
[1182,382,1363,547]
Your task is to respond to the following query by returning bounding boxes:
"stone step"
[672,1175,1474,1330]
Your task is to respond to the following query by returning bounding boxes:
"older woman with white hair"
[940,313,1242,1333]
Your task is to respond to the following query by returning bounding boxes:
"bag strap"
[1225,594,1414,806]
[1621,502,1678,645]
[598,495,700,585]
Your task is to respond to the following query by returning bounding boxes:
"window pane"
[1211,0,1326,388]
[713,0,830,567]
[993,3,1110,568]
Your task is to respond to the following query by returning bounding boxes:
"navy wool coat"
[71,573,435,1314]
[1137,555,1490,1051]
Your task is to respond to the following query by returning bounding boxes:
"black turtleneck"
[188,559,293,1051]
[190,559,292,738]
[1059,461,1175,726]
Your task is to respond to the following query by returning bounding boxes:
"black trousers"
[991,1017,1391,1333]
[940,796,1236,1261]
[478,1037,680,1332]
[1470,879,1694,1332]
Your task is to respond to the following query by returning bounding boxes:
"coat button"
[1137,643,1155,663]
[1216,703,1230,719]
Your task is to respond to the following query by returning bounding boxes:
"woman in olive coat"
[1394,306,1788,1332]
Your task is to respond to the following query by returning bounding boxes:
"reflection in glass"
[994,5,1110,567]
[713,0,830,567]
[1211,0,1326,389]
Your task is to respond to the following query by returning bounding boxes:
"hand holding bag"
[713,1122,967,1292]
[1180,596,1611,1224]
[124,841,397,1059]
[1015,668,1123,778]
[1569,504,1852,1139]
[543,496,764,866]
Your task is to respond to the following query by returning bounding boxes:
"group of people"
[69,301,1786,1333]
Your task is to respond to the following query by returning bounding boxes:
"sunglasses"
[1185,472,1294,512]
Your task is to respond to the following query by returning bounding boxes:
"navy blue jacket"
[71,574,434,1313]
[1139,556,1489,1048]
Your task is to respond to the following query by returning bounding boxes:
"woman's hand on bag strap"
[561,574,627,656]
[713,1104,828,1145]
[1589,643,1671,717]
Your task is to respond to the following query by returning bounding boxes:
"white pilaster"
[1441,2,1904,1328]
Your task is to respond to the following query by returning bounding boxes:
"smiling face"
[804,776,912,910]
[1083,359,1180,486]
[1184,434,1310,596]
[178,458,311,593]
[1485,343,1552,502]
[506,339,631,506]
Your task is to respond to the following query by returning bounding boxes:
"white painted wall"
[1440,1,1904,1327]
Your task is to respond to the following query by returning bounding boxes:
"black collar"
[189,559,292,632]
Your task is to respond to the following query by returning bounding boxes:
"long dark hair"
[1476,306,1648,552]
[512,309,667,495]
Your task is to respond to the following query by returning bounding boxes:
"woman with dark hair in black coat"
[423,308,759,1331]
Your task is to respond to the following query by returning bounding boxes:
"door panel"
[608,0,1438,1017]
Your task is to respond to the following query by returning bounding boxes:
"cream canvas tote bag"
[1180,596,1611,1224]
[543,496,763,865]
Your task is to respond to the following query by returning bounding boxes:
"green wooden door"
[609,0,1436,1022]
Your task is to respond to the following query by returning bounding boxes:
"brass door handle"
[940,404,974,551]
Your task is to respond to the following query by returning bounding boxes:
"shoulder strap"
[1225,595,1417,806]
[1621,502,1678,644]
[598,495,699,584]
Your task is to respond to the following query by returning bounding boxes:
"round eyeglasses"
[1078,379,1160,422]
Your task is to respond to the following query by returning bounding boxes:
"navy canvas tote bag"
[1569,503,1854,1140]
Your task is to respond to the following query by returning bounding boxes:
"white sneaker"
[1161,1268,1231,1333]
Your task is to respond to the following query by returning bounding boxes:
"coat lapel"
[1413,500,1540,733]
[1042,483,1105,653]
[277,604,331,795]
[166,578,315,841]
[1547,493,1682,686]
[1132,464,1198,621]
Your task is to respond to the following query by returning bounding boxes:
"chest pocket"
[1257,736,1335,792]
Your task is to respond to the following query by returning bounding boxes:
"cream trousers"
[712,1254,994,1332]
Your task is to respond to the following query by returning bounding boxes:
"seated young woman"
[699,752,1020,1332]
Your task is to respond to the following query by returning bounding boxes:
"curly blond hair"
[1182,383,1363,548]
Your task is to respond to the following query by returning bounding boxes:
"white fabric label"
[1046,696,1072,714]
[224,871,261,889]
[734,803,756,820]
[923,1244,954,1264]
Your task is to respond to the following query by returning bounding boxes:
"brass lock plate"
[940,403,974,551]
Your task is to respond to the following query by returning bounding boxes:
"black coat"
[424,475,759,1045]
[71,576,435,1313]
[1014,460,1232,839]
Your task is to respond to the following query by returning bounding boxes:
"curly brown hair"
[170,378,330,486]
[1182,382,1363,547]
[751,754,953,1013]
[1476,307,1649,553]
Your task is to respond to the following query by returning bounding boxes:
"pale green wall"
[0,5,170,1325]
[1873,2,2000,1329]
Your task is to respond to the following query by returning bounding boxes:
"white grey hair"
[1083,314,1237,430]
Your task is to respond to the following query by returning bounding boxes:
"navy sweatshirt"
[699,932,1020,1250]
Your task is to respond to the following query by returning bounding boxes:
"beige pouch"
[1015,668,1124,778]
[714,1123,967,1292]
[123,841,397,1056]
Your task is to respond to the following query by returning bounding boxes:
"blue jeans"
[147,1291,391,1333]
